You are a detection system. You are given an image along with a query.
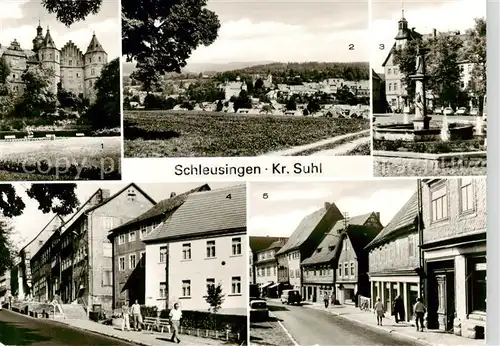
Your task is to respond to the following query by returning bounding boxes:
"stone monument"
[410,46,431,130]
[441,107,450,142]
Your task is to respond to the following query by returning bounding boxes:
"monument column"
[410,47,431,130]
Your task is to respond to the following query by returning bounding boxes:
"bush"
[373,139,484,154]
[141,306,159,318]
[92,127,121,137]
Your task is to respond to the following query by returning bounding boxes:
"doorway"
[427,260,455,332]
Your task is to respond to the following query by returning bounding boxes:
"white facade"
[146,232,247,315]
[287,250,302,290]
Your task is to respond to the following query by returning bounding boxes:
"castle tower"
[83,33,108,102]
[394,5,410,49]
[32,21,44,53]
[39,27,60,95]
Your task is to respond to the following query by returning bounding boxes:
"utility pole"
[416,179,424,300]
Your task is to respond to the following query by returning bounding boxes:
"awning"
[261,282,273,289]
[269,283,280,289]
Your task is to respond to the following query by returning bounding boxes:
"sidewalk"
[59,319,232,346]
[303,302,484,346]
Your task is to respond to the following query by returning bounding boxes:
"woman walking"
[374,298,385,326]
[121,301,130,332]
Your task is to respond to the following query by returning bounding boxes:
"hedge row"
[0,128,121,139]
[373,138,485,154]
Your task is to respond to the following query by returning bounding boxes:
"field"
[0,136,121,180]
[124,110,370,157]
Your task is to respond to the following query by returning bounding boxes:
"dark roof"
[249,237,284,253]
[143,185,246,242]
[108,184,210,236]
[264,239,287,251]
[365,193,418,250]
[276,203,342,256]
[19,214,65,253]
[301,212,376,265]
[85,34,106,54]
[85,183,156,214]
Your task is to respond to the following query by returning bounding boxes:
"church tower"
[83,33,108,102]
[39,27,60,95]
[32,21,44,53]
[394,10,410,49]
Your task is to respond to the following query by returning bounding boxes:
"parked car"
[470,108,479,116]
[443,107,454,115]
[456,107,468,115]
[250,300,269,321]
[434,107,443,115]
[281,289,302,305]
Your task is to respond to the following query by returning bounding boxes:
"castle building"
[0,22,107,102]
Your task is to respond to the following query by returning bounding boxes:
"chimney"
[170,192,177,198]
[375,212,381,220]
[324,202,331,210]
[433,28,437,38]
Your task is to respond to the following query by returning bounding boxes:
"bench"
[4,135,15,139]
[143,317,171,333]
[46,134,56,139]
[76,133,85,137]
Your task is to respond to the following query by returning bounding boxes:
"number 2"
[348,44,354,50]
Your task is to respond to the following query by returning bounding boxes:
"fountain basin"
[373,123,474,142]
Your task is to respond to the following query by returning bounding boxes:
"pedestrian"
[414,298,426,332]
[170,302,182,343]
[393,295,405,323]
[374,297,385,326]
[131,300,142,331]
[323,292,329,308]
[330,291,335,306]
[354,291,359,308]
[121,301,130,331]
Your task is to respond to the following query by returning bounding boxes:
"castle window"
[77,73,79,77]
[89,81,93,87]
[98,57,101,62]
[91,68,95,75]
[69,59,72,66]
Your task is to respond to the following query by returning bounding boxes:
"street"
[260,300,418,346]
[0,309,136,346]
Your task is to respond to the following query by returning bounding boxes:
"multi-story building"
[30,184,155,314]
[143,185,247,315]
[382,11,475,111]
[107,184,210,309]
[253,239,287,297]
[421,178,486,339]
[366,192,421,322]
[372,69,386,114]
[276,202,344,298]
[0,270,11,306]
[301,212,383,304]
[249,237,284,286]
[0,22,107,100]
[17,215,65,300]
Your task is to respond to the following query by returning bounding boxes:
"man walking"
[393,295,405,323]
[131,300,142,331]
[121,301,130,332]
[323,292,330,308]
[170,303,182,343]
[374,297,385,326]
[414,298,426,332]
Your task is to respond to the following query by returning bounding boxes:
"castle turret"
[83,33,107,102]
[32,21,44,53]
[39,27,60,95]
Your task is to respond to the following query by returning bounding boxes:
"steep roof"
[276,203,342,256]
[85,34,106,54]
[43,28,56,49]
[301,212,376,265]
[109,184,210,236]
[143,185,246,242]
[365,192,418,250]
[19,214,65,254]
[249,237,283,253]
[85,183,156,214]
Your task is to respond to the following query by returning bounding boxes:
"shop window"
[468,257,486,313]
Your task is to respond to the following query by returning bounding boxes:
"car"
[470,108,479,116]
[249,300,269,321]
[281,289,302,305]
[456,107,468,115]
[434,107,443,115]
[443,107,454,116]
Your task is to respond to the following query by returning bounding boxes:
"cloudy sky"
[372,0,487,73]
[187,0,369,65]
[8,182,237,249]
[248,180,417,237]
[0,0,120,59]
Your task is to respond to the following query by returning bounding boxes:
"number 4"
[226,194,231,199]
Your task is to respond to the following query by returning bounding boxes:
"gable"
[382,43,396,67]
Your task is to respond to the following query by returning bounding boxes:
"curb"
[268,311,299,346]
[304,304,432,346]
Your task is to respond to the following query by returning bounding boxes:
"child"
[374,297,385,326]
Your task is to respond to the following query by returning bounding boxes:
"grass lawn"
[0,136,121,180]
[374,157,486,177]
[124,110,369,157]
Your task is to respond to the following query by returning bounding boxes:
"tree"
[144,93,164,109]
[307,99,321,114]
[0,57,14,117]
[0,183,79,275]
[286,96,297,111]
[426,34,463,108]
[85,58,120,129]
[393,39,423,103]
[205,283,225,313]
[466,17,486,115]
[216,100,223,112]
[234,90,251,112]
[0,56,9,85]
[254,78,264,90]
[123,0,220,88]
[41,0,103,27]
[57,86,78,110]
[260,104,273,114]
[15,66,57,118]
